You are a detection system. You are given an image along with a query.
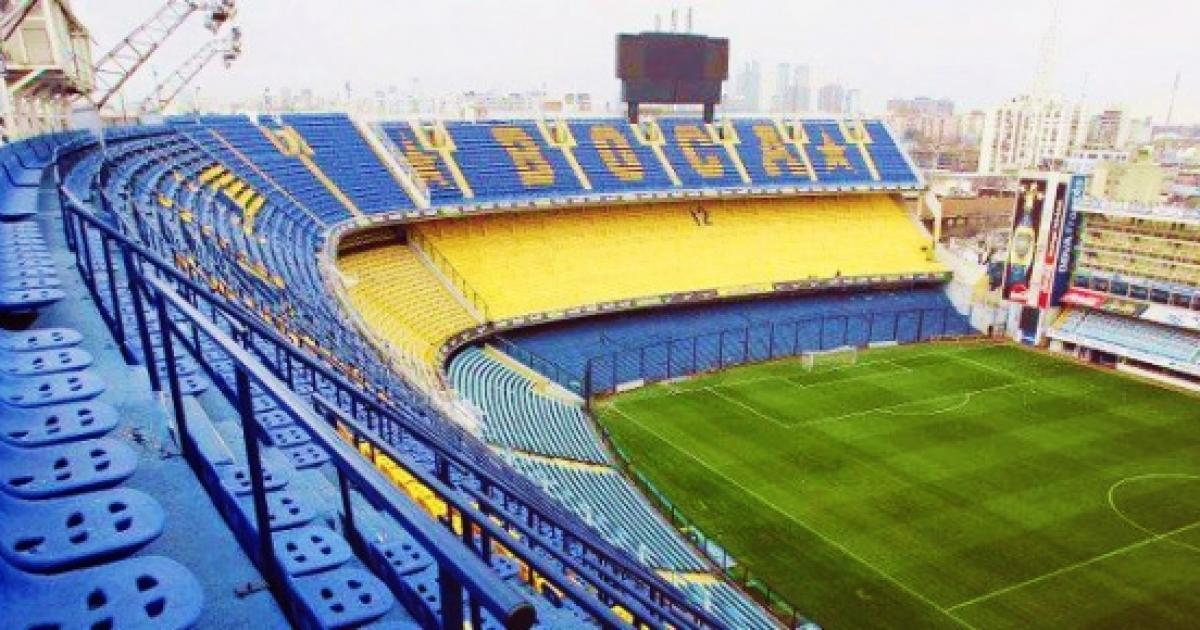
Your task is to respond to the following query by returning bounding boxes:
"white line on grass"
[610,402,980,630]
[800,381,1024,427]
[946,518,1200,613]
[945,350,1022,381]
[658,357,905,396]
[1106,473,1200,555]
[703,386,791,428]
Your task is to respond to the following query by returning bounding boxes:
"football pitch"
[595,341,1200,629]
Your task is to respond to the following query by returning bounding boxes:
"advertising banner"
[1049,174,1087,306]
[1003,178,1048,303]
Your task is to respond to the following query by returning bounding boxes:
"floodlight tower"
[137,26,241,115]
[88,0,238,109]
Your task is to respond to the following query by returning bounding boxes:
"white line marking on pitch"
[947,517,1200,612]
[613,403,979,630]
[643,358,912,400]
[800,382,1023,427]
[703,386,791,428]
[1107,473,1200,555]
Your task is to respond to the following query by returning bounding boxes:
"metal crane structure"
[138,26,241,116]
[0,0,93,138]
[0,0,37,42]
[89,0,237,110]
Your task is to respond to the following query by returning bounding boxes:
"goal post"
[801,346,859,372]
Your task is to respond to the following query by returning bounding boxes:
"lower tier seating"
[449,347,608,464]
[505,287,973,392]
[413,194,944,320]
[1049,308,1200,367]
[339,241,478,363]
[503,453,706,573]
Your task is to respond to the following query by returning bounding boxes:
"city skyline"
[73,0,1198,123]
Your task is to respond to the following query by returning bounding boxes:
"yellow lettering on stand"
[492,127,555,187]
[591,125,644,182]
[753,124,807,177]
[674,125,725,178]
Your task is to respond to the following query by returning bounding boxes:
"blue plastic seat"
[0,487,165,572]
[0,273,60,288]
[274,525,353,576]
[0,399,119,447]
[267,425,311,447]
[0,182,41,220]
[0,330,81,354]
[281,442,330,469]
[0,347,93,377]
[0,265,57,280]
[6,162,43,187]
[0,554,204,630]
[0,370,106,407]
[234,489,316,532]
[0,438,138,499]
[0,286,65,311]
[290,565,395,628]
[218,461,289,495]
[374,536,433,577]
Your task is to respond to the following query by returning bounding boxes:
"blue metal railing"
[52,136,732,629]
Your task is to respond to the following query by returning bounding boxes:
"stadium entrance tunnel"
[1107,474,1200,553]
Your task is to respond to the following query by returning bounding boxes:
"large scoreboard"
[616,32,729,123]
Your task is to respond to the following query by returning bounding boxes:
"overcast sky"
[74,0,1198,122]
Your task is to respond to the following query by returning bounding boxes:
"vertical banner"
[1049,174,1087,306]
[1037,178,1069,308]
[1003,178,1048,303]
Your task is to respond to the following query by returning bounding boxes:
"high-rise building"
[792,64,811,112]
[817,83,846,114]
[977,95,1088,173]
[769,63,811,113]
[1087,108,1131,150]
[844,89,861,115]
[731,61,763,112]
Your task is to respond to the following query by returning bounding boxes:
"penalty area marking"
[606,401,980,630]
[1107,473,1200,555]
[703,386,791,428]
[800,381,1023,427]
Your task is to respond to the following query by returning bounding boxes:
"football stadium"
[0,2,1198,629]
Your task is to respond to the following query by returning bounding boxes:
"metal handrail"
[145,274,537,627]
[53,141,732,629]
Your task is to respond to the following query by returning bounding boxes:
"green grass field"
[595,341,1200,629]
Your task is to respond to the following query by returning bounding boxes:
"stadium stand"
[1,112,941,629]
[1049,308,1200,369]
[339,240,479,363]
[657,118,745,188]
[862,120,921,186]
[43,121,768,629]
[0,140,295,628]
[282,112,415,213]
[731,120,813,185]
[567,119,676,192]
[411,194,944,321]
[378,121,471,204]
[449,347,608,463]
[445,120,585,200]
[503,452,706,572]
[1069,208,1200,309]
[372,116,917,204]
[803,121,873,183]
[446,346,781,629]
[503,287,972,392]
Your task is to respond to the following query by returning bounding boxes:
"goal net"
[801,346,859,372]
